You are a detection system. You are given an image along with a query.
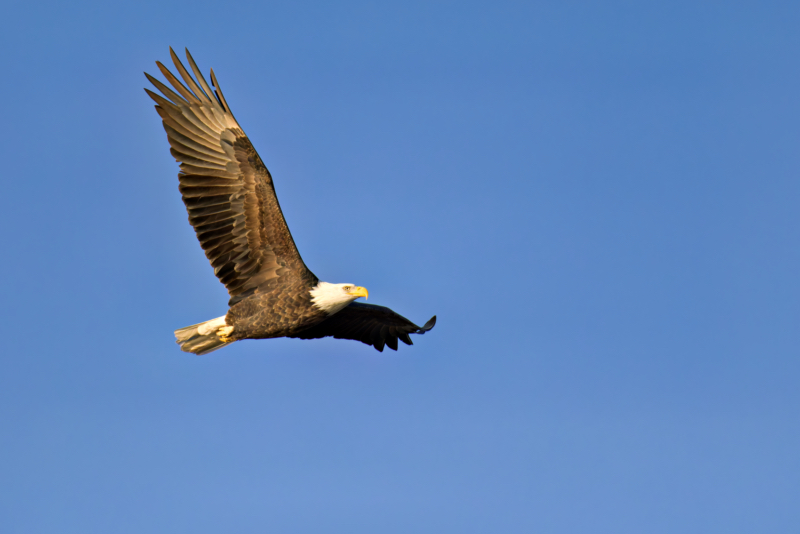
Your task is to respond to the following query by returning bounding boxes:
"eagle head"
[310,282,369,315]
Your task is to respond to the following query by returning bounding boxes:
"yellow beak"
[348,286,369,299]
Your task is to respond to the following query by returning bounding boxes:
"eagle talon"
[217,326,234,343]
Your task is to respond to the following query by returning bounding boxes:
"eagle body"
[146,48,435,354]
[226,279,326,341]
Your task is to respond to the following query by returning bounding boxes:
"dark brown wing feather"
[145,48,315,305]
[289,302,436,352]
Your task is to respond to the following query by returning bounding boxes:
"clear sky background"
[1,1,799,532]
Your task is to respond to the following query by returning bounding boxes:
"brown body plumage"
[146,48,435,354]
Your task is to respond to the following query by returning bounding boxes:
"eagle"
[145,48,436,355]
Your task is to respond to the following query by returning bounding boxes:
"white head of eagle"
[310,282,369,315]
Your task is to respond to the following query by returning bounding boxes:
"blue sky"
[1,1,799,532]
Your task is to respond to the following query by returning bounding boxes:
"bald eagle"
[145,48,435,355]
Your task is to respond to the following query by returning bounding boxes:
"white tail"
[174,316,231,355]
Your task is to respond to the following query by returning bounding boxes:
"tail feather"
[174,316,231,355]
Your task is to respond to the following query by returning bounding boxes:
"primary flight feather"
[145,47,435,354]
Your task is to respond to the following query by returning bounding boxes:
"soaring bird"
[145,48,436,355]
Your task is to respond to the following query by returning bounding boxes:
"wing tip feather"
[418,316,436,333]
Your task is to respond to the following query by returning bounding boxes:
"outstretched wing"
[290,302,436,352]
[145,48,315,305]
